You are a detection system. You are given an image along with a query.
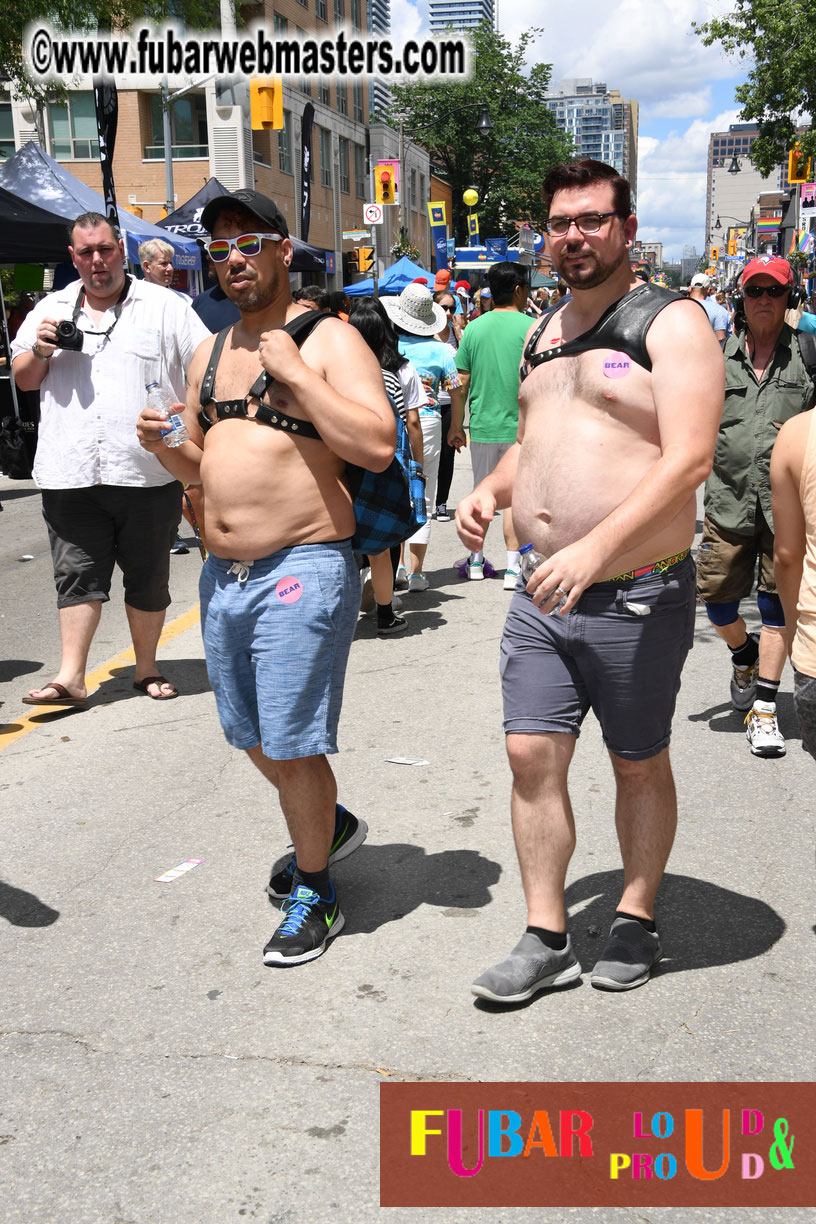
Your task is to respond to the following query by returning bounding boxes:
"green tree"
[3,1,225,99]
[383,22,572,244]
[693,0,816,176]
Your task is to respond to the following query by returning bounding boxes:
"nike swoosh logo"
[325,906,338,930]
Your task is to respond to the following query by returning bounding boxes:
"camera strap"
[71,274,131,340]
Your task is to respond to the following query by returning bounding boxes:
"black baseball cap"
[201,189,290,238]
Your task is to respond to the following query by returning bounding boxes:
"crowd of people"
[7,158,816,997]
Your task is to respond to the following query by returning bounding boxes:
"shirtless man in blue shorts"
[138,190,395,966]
[456,160,724,1001]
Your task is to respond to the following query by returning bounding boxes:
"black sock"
[376,601,393,624]
[616,910,656,933]
[292,866,332,900]
[756,677,780,705]
[729,635,759,667]
[526,925,567,950]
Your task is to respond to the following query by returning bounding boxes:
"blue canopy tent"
[0,142,201,270]
[344,254,434,296]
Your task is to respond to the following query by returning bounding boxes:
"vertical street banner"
[468,213,480,246]
[427,201,448,272]
[93,80,119,232]
[301,102,315,241]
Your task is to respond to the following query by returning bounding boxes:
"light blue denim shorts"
[200,541,360,760]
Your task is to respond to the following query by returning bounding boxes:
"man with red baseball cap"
[697,255,816,757]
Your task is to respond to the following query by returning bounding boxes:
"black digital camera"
[55,320,83,351]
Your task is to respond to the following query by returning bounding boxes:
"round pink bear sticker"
[603,352,631,379]
[276,577,303,604]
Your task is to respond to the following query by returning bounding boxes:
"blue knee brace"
[757,590,785,628]
[705,600,740,627]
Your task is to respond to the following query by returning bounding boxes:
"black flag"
[93,81,119,231]
[300,102,314,242]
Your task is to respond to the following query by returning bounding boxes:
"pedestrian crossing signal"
[375,168,393,205]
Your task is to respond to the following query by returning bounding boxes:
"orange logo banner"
[380,1082,815,1207]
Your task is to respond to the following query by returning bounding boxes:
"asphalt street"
[0,467,813,1224]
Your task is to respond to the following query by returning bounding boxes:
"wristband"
[32,344,52,361]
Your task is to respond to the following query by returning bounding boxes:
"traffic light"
[727,239,737,256]
[375,166,393,205]
[346,250,359,273]
[709,245,719,262]
[357,247,374,273]
[250,77,283,130]
[788,143,812,183]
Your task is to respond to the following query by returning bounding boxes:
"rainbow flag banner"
[799,230,813,253]
[756,217,780,234]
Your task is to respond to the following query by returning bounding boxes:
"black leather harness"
[198,310,331,440]
[520,283,681,381]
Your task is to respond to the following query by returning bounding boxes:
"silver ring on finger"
[554,586,568,598]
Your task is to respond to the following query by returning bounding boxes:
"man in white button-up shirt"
[12,211,209,707]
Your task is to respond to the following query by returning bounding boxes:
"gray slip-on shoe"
[471,932,581,1004]
[590,916,663,991]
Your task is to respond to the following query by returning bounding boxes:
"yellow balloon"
[463,189,479,207]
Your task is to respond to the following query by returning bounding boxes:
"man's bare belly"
[201,419,354,560]
[513,349,696,576]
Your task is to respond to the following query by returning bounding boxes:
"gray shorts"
[471,440,515,488]
[793,668,816,760]
[500,556,696,760]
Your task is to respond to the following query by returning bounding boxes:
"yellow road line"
[0,603,201,750]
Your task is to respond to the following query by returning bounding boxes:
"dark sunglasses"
[744,284,788,299]
[441,303,455,312]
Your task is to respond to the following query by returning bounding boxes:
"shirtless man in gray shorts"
[456,159,724,1002]
[138,190,395,967]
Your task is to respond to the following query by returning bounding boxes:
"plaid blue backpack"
[201,310,426,555]
[346,406,427,554]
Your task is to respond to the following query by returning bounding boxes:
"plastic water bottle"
[146,381,188,448]
[519,542,546,581]
[519,543,567,613]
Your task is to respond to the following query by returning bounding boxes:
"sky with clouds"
[390,0,750,262]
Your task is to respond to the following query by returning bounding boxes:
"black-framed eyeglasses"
[544,210,621,237]
[206,232,283,262]
[744,284,788,299]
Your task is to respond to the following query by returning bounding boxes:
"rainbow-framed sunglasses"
[205,232,283,262]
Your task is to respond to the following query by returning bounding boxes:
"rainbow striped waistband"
[604,547,691,584]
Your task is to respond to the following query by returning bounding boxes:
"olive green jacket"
[704,324,816,535]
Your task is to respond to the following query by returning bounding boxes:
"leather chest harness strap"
[198,309,331,439]
[520,283,681,382]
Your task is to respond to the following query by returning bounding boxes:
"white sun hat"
[381,283,447,336]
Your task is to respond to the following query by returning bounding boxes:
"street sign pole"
[366,129,379,298]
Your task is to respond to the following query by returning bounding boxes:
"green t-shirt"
[455,309,531,443]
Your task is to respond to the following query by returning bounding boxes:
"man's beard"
[224,268,280,313]
[554,242,628,290]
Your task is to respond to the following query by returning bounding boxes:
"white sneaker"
[407,572,429,592]
[394,565,409,590]
[745,701,786,758]
[359,567,375,613]
[468,559,485,580]
[503,567,520,591]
